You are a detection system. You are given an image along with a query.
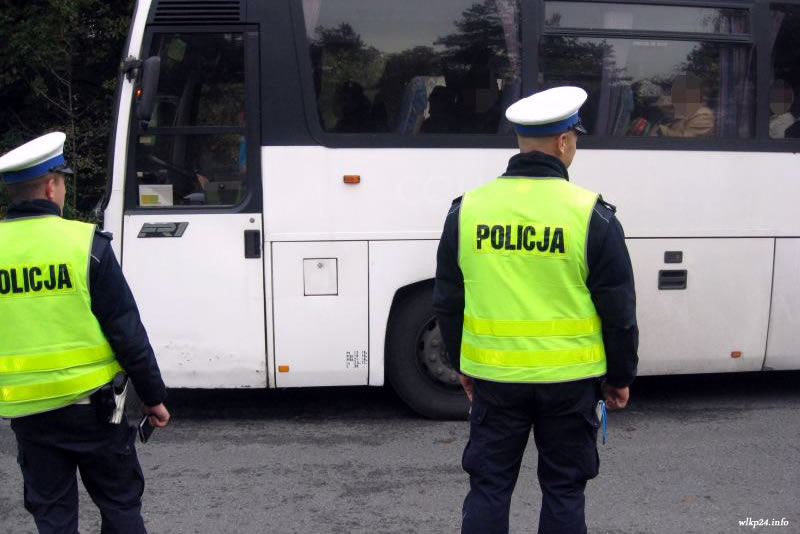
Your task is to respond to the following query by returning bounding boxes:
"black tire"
[386,285,469,420]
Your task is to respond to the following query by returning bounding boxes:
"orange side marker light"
[343,175,360,184]
[278,365,290,373]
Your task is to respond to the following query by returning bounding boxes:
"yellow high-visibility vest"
[458,177,606,382]
[0,216,121,417]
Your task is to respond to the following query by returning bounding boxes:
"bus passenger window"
[540,2,754,139]
[303,0,521,135]
[769,5,800,139]
[132,32,248,207]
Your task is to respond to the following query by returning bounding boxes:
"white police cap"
[0,132,73,184]
[505,86,588,136]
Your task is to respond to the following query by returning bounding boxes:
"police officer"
[0,132,170,533]
[433,87,638,534]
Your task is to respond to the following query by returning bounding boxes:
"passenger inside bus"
[652,74,715,137]
[421,86,458,134]
[334,80,373,133]
[769,79,799,139]
[455,64,502,133]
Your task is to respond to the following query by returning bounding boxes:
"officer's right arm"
[89,232,168,409]
[433,197,465,373]
[586,201,639,391]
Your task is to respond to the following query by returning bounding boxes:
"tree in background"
[0,0,135,219]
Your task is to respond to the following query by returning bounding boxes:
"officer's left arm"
[586,201,639,388]
[433,198,465,372]
[89,231,167,407]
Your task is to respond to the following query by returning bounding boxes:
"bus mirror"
[135,56,161,122]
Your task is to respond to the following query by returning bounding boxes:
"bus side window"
[303,0,521,136]
[540,2,754,139]
[769,4,800,139]
[133,32,248,207]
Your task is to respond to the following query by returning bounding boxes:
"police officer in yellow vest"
[0,132,170,533]
[434,87,638,534]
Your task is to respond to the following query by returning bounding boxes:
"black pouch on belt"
[91,384,115,423]
[90,372,128,423]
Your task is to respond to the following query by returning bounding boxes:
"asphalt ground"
[1,371,799,534]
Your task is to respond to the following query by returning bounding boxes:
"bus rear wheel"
[387,286,468,420]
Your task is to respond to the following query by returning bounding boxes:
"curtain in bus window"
[495,0,521,133]
[595,40,633,136]
[303,0,521,135]
[717,46,754,137]
[716,12,754,138]
[303,0,322,36]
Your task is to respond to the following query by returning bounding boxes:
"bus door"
[121,29,267,388]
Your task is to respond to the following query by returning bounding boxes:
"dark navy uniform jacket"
[5,199,167,406]
[433,151,639,387]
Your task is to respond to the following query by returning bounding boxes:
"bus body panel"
[271,241,369,387]
[122,213,267,387]
[627,238,773,375]
[575,151,800,239]
[261,146,514,242]
[263,147,800,241]
[765,239,800,370]
[368,240,439,386]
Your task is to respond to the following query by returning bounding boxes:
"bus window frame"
[288,0,800,153]
[123,25,263,215]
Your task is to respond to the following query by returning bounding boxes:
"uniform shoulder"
[447,195,463,215]
[91,228,114,262]
[94,228,114,242]
[593,194,617,221]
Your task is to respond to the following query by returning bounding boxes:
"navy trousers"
[461,378,600,534]
[10,404,146,534]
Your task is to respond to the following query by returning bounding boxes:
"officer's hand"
[459,374,474,403]
[144,403,170,428]
[603,385,629,410]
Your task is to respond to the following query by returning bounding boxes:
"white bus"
[104,0,800,418]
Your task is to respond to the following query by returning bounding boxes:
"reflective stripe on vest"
[0,216,120,417]
[457,177,607,383]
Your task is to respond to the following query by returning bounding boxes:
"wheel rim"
[416,317,460,389]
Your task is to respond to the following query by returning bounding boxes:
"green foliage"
[0,0,135,218]
[539,36,613,87]
[435,1,510,77]
[312,23,385,129]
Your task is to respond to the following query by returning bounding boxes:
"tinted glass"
[545,2,749,34]
[539,37,754,138]
[769,4,800,139]
[303,0,521,134]
[134,33,247,207]
[135,133,246,206]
